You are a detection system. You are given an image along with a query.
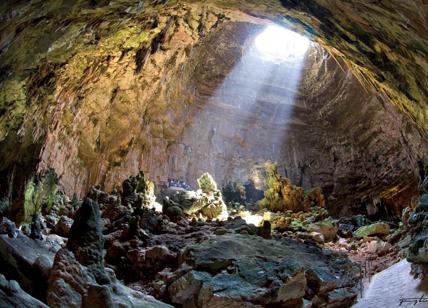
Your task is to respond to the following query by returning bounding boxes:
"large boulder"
[354,222,390,238]
[366,240,392,256]
[0,233,56,301]
[0,217,18,238]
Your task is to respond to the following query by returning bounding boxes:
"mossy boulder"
[354,222,390,238]
[308,220,338,242]
[194,174,227,220]
[169,173,227,220]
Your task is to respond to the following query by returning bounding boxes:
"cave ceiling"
[2,0,426,130]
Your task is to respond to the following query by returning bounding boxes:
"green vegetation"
[258,161,325,213]
[197,173,218,194]
[23,169,59,222]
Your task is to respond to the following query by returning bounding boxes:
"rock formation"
[164,173,228,220]
[48,188,171,307]
[172,234,359,307]
[67,197,104,267]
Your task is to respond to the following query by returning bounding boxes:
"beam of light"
[239,210,264,226]
[167,23,311,188]
[255,25,310,63]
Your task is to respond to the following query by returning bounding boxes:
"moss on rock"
[258,162,325,213]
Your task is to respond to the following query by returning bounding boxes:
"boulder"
[407,188,428,276]
[165,188,198,212]
[366,240,392,256]
[163,204,184,222]
[354,222,390,238]
[310,232,325,244]
[0,233,56,300]
[0,274,47,308]
[167,173,228,220]
[312,287,357,307]
[144,245,177,272]
[53,216,74,237]
[0,217,18,238]
[308,220,338,242]
[168,270,212,305]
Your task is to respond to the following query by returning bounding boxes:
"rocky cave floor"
[0,171,427,308]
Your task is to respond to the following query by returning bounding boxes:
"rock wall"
[0,0,427,217]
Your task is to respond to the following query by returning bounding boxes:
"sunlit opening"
[176,22,311,200]
[255,25,310,62]
[239,210,264,226]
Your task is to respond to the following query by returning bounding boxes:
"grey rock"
[30,214,44,240]
[312,287,357,307]
[174,234,359,307]
[0,217,18,238]
[168,270,212,305]
[67,197,104,267]
[407,188,428,277]
[0,233,55,300]
[0,274,47,308]
[47,248,171,308]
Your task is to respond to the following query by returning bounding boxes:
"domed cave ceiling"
[0,0,427,218]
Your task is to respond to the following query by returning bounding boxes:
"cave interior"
[0,1,427,307]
